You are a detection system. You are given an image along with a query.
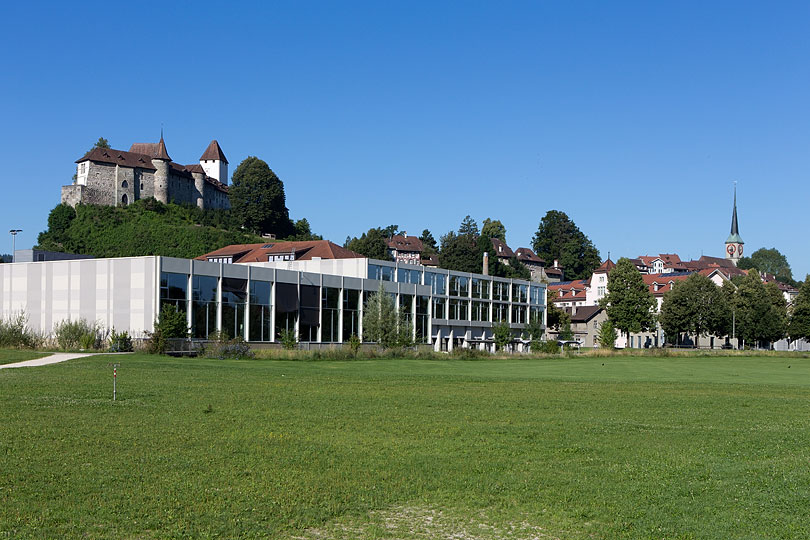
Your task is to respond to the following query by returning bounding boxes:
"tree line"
[345,210,602,280]
[588,258,809,349]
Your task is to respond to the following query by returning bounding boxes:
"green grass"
[1,353,809,539]
[0,349,48,366]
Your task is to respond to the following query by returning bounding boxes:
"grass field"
[0,350,47,366]
[1,351,809,539]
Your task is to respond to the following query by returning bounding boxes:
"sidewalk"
[1,352,99,369]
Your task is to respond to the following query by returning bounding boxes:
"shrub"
[109,329,134,352]
[0,312,44,349]
[203,335,254,360]
[280,329,298,350]
[146,304,188,354]
[53,319,103,351]
[348,333,361,357]
[533,340,560,355]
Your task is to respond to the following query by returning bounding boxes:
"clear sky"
[2,1,808,277]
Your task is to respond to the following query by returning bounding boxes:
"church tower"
[725,184,744,265]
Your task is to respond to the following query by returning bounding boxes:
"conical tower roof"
[726,185,743,244]
[200,140,228,164]
[154,135,171,161]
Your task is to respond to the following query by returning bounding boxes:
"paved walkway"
[0,352,98,369]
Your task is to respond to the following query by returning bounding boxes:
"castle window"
[121,194,128,206]
[122,180,128,189]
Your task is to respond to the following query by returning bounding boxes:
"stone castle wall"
[62,162,228,209]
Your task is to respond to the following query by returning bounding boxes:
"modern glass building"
[0,255,546,351]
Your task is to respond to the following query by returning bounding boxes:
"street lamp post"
[9,229,22,263]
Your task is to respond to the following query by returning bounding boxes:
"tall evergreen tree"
[346,227,393,261]
[481,218,506,243]
[599,258,656,343]
[531,210,600,280]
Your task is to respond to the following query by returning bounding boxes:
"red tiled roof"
[387,235,423,253]
[594,259,615,274]
[197,240,362,263]
[76,148,157,170]
[490,238,514,258]
[515,247,544,265]
[199,140,229,164]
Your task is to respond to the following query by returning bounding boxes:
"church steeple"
[725,183,744,263]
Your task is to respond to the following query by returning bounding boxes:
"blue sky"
[2,1,808,277]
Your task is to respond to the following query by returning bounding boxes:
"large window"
[472,278,489,299]
[160,272,188,313]
[275,282,298,339]
[530,286,543,305]
[492,281,509,302]
[342,289,360,341]
[249,281,272,342]
[416,296,429,343]
[368,264,394,281]
[426,272,446,295]
[448,298,468,321]
[493,302,509,323]
[322,287,340,342]
[397,268,421,284]
[512,305,527,324]
[512,284,528,304]
[221,278,247,340]
[472,301,489,322]
[432,297,446,319]
[192,275,218,339]
[299,285,320,342]
[449,276,469,297]
[399,294,414,339]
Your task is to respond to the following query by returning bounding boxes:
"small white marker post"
[109,363,120,401]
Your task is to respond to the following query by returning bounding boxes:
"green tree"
[492,321,513,351]
[229,156,294,237]
[597,318,617,348]
[481,218,506,243]
[599,258,656,343]
[381,224,401,238]
[38,204,77,249]
[545,290,570,331]
[733,271,787,347]
[788,275,810,341]
[362,284,410,348]
[531,210,601,280]
[91,137,110,151]
[737,248,794,286]
[439,231,480,273]
[458,215,479,237]
[346,227,393,260]
[287,218,322,241]
[419,229,438,255]
[659,274,730,347]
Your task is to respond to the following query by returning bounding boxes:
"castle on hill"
[62,137,230,210]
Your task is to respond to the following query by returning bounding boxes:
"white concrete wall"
[0,257,158,338]
[253,258,370,279]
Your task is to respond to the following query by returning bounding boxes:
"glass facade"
[157,259,544,347]
[192,275,218,339]
[221,278,247,339]
[342,289,360,341]
[160,272,188,313]
[322,287,340,342]
[249,281,272,342]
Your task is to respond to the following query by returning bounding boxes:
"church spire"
[726,183,743,244]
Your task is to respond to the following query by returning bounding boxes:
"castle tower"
[199,140,229,185]
[725,184,744,265]
[151,135,171,204]
[191,170,206,209]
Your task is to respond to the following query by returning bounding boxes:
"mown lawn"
[0,349,48,366]
[1,353,809,539]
